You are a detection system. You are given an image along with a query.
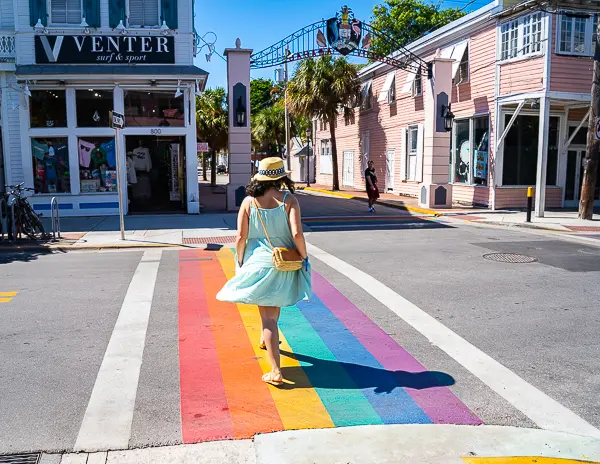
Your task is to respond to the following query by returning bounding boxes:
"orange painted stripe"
[200,251,284,438]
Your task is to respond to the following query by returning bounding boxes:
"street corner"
[253,425,600,464]
[462,458,600,463]
[0,291,18,303]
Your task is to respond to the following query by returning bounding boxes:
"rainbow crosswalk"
[177,249,481,443]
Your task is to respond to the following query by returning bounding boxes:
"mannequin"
[131,140,152,202]
[126,152,137,185]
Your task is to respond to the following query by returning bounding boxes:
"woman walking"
[217,157,311,386]
[365,160,379,213]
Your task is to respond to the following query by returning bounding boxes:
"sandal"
[262,372,283,386]
[259,340,282,350]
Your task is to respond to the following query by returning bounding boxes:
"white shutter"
[401,71,417,94]
[451,41,469,80]
[129,0,159,26]
[360,131,370,177]
[416,124,424,182]
[399,128,407,181]
[377,72,396,102]
[51,0,81,24]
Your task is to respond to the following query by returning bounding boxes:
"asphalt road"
[0,194,599,455]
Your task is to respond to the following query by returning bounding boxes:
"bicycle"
[4,183,46,240]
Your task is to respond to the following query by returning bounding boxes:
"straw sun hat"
[253,157,292,182]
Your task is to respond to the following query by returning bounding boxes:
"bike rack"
[51,197,61,240]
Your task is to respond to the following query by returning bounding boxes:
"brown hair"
[246,176,295,197]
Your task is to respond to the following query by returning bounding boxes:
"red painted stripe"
[179,250,234,443]
[200,252,284,438]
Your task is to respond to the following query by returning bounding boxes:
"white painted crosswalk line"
[307,242,600,439]
[74,250,163,452]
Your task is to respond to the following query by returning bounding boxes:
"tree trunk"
[329,116,340,191]
[580,20,600,219]
[202,153,207,181]
[210,150,217,186]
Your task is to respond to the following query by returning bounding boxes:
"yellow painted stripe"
[462,457,600,463]
[0,292,18,297]
[217,248,335,431]
[0,298,13,303]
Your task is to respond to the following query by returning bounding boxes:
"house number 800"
[150,129,162,135]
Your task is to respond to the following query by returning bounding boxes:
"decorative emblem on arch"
[250,5,430,78]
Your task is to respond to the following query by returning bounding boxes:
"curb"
[303,187,442,216]
[0,242,184,253]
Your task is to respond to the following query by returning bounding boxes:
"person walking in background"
[365,160,379,213]
[217,157,311,386]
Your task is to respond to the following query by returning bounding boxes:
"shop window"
[451,116,489,185]
[128,0,159,27]
[50,0,82,24]
[32,138,70,194]
[502,115,559,186]
[29,90,67,128]
[76,89,113,127]
[78,137,117,193]
[124,90,184,127]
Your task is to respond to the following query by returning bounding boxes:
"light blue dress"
[216,192,312,308]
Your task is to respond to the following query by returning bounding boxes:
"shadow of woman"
[279,350,455,393]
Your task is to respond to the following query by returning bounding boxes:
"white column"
[419,58,453,208]
[535,96,550,217]
[186,85,200,213]
[224,39,253,211]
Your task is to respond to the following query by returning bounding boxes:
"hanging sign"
[111,111,125,129]
[197,142,209,152]
[595,118,600,140]
[169,143,181,201]
[325,6,362,56]
[35,35,175,64]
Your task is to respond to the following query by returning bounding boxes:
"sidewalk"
[46,425,600,463]
[305,185,600,237]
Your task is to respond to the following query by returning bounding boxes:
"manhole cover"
[483,253,537,263]
[0,454,40,464]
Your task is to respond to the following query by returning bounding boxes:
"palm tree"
[252,104,286,156]
[287,55,361,190]
[196,88,228,186]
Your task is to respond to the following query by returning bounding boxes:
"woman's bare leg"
[259,306,281,378]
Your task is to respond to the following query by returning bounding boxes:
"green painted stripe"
[279,306,383,427]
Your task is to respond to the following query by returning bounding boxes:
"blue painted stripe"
[279,306,383,427]
[79,202,119,209]
[297,296,433,425]
[34,203,74,211]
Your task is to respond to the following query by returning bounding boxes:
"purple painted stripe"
[313,272,482,425]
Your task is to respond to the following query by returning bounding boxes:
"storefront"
[14,32,207,216]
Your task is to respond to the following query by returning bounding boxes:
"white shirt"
[133,147,152,172]
[126,156,137,184]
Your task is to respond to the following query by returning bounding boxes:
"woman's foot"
[262,371,283,386]
[259,340,266,350]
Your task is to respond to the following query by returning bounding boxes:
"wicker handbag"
[254,198,303,272]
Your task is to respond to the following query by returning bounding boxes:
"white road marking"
[74,250,163,452]
[307,242,600,439]
[307,223,433,230]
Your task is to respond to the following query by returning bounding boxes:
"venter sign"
[35,35,175,64]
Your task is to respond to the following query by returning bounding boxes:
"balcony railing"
[0,32,15,62]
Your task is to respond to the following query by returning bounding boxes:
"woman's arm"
[235,198,250,266]
[288,196,308,260]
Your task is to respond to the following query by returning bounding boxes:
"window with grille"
[500,13,546,61]
[500,20,519,60]
[407,126,418,181]
[128,0,159,27]
[557,12,597,56]
[50,0,81,24]
[522,13,543,55]
[412,71,422,97]
[388,77,396,103]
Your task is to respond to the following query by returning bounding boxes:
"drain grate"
[483,253,537,263]
[183,236,236,245]
[0,454,41,464]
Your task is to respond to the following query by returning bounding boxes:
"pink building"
[314,0,600,213]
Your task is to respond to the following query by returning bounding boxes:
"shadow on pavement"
[279,350,455,393]
[0,247,62,265]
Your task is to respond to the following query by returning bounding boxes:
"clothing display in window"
[126,155,137,184]
[133,146,152,172]
[102,139,117,168]
[90,146,108,170]
[78,139,95,168]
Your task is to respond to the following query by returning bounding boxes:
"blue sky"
[194,0,490,89]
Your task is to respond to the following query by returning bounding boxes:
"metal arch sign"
[595,117,600,140]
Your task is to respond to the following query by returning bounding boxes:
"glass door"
[564,149,600,207]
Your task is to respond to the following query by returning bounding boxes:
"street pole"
[306,128,311,187]
[580,19,600,219]
[284,47,291,171]
[115,127,126,240]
